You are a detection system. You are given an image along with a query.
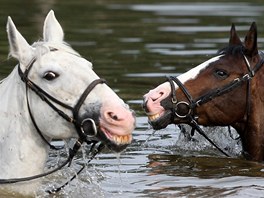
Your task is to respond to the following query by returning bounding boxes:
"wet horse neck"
[0,66,49,180]
[233,71,264,161]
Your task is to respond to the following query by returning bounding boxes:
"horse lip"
[78,115,132,152]
[98,126,132,152]
[106,142,130,153]
[101,126,132,144]
[148,110,173,130]
[145,96,174,129]
[147,111,164,121]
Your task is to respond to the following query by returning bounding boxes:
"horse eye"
[43,71,59,81]
[214,69,229,79]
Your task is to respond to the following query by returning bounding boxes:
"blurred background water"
[1,0,264,197]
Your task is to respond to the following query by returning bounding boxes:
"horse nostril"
[108,112,119,121]
[159,91,164,97]
[151,91,164,102]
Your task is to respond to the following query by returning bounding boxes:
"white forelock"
[32,41,81,58]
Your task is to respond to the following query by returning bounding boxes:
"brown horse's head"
[143,22,264,161]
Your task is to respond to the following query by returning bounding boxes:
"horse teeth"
[101,126,133,145]
[114,135,119,143]
[112,134,132,145]
[123,135,128,143]
[149,114,160,121]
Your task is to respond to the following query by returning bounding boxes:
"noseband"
[166,53,264,156]
[0,48,106,191]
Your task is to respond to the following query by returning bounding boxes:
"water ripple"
[130,3,264,17]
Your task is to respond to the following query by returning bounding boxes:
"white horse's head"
[6,10,135,152]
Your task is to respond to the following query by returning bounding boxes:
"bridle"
[166,52,264,157]
[18,50,106,147]
[0,48,106,193]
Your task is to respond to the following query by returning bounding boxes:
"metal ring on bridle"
[80,118,98,138]
[171,97,177,104]
[174,101,192,118]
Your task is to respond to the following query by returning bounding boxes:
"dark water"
[1,0,264,197]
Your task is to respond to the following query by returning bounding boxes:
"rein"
[167,53,264,157]
[0,49,106,193]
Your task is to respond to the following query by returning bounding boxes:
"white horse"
[0,10,135,196]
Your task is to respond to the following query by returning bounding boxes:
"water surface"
[1,0,264,197]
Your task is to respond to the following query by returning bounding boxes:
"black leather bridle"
[0,48,106,193]
[18,51,106,148]
[166,52,264,157]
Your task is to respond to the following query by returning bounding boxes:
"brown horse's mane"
[217,45,245,56]
[218,45,264,60]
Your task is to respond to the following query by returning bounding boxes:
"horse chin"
[98,126,132,152]
[148,110,173,130]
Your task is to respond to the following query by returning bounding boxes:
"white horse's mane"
[6,41,81,66]
[32,41,81,58]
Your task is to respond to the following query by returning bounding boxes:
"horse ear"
[244,22,258,57]
[229,23,242,46]
[43,10,64,42]
[6,16,34,67]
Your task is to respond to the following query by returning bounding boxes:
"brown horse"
[143,22,264,162]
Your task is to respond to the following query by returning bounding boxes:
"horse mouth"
[99,126,132,152]
[147,110,172,130]
[101,126,132,145]
[148,113,162,121]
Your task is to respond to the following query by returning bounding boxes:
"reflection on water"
[130,3,264,16]
[1,0,264,197]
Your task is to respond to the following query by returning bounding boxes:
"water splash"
[176,125,242,157]
[36,142,108,197]
[115,152,124,195]
[143,129,159,145]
